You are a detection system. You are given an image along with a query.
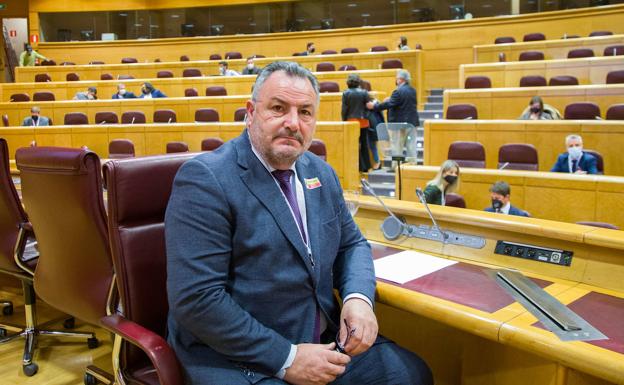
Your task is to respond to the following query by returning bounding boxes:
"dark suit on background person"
[342,85,372,171]
[374,82,419,127]
[550,152,598,174]
[112,91,137,99]
[485,205,529,217]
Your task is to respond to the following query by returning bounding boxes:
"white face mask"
[247,64,254,69]
[119,89,126,95]
[567,146,583,159]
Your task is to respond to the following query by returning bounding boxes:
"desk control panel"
[495,240,573,266]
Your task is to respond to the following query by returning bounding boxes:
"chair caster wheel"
[23,362,38,376]
[63,317,75,329]
[84,373,98,385]
[0,328,7,337]
[87,337,99,349]
[2,304,12,315]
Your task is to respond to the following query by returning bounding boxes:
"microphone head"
[381,216,405,240]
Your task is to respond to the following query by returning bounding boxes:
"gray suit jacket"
[22,116,50,126]
[165,132,375,384]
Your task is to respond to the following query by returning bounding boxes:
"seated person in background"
[112,83,137,99]
[518,96,561,120]
[218,61,241,76]
[550,134,598,175]
[397,36,410,51]
[242,56,262,75]
[73,86,98,100]
[139,82,166,98]
[484,181,529,217]
[423,160,460,205]
[19,44,48,67]
[301,42,315,56]
[22,106,50,127]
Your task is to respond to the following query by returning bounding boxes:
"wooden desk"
[398,165,624,229]
[474,34,624,63]
[460,55,624,88]
[423,119,624,176]
[443,84,624,119]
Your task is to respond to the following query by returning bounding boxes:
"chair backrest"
[64,112,89,125]
[89,61,105,65]
[118,75,135,80]
[498,143,539,171]
[582,149,604,174]
[201,137,225,151]
[381,59,403,69]
[10,93,30,102]
[445,104,478,120]
[604,45,624,56]
[103,153,192,384]
[576,221,618,230]
[564,102,601,120]
[108,139,135,159]
[182,68,202,77]
[338,65,356,71]
[157,70,174,78]
[444,193,466,208]
[121,57,138,63]
[121,111,146,124]
[589,30,613,37]
[33,91,55,101]
[153,109,177,123]
[34,73,51,82]
[41,59,56,66]
[101,73,114,80]
[322,50,337,55]
[523,32,546,41]
[253,54,266,58]
[316,62,335,72]
[179,55,190,61]
[448,141,486,168]
[234,107,247,122]
[548,75,579,86]
[519,75,547,87]
[209,54,222,60]
[194,108,220,122]
[166,142,188,153]
[60,61,75,66]
[494,36,515,44]
[498,53,506,62]
[567,48,594,58]
[225,51,242,59]
[360,80,372,91]
[319,81,340,93]
[341,47,359,54]
[95,111,119,124]
[66,72,80,81]
[308,139,327,161]
[205,86,227,96]
[464,76,491,89]
[606,104,624,120]
[2,115,8,127]
[15,146,113,325]
[518,51,544,61]
[606,70,624,84]
[184,88,199,97]
[370,46,388,52]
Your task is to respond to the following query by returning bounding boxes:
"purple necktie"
[271,169,320,342]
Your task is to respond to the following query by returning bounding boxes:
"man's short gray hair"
[397,69,411,83]
[565,134,582,145]
[252,61,320,103]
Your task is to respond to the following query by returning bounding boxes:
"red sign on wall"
[30,34,39,43]
[9,30,16,37]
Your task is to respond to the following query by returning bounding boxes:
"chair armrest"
[100,314,184,385]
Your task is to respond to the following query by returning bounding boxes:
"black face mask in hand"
[443,175,457,185]
[492,199,503,212]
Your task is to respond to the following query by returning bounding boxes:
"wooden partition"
[443,84,624,119]
[3,69,398,103]
[474,34,624,63]
[423,120,624,176]
[0,121,360,189]
[398,165,624,228]
[460,55,624,88]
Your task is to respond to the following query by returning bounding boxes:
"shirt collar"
[501,201,511,215]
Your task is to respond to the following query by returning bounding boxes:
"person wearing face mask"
[550,134,598,174]
[518,96,561,120]
[19,44,48,67]
[22,106,50,127]
[422,160,460,205]
[218,61,241,76]
[139,82,167,98]
[112,83,137,99]
[300,42,315,56]
[242,57,262,75]
[484,181,529,217]
[397,36,410,51]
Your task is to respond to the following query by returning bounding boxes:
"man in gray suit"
[22,106,50,126]
[165,61,431,385]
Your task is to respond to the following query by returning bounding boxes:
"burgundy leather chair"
[15,146,115,382]
[118,75,135,80]
[381,59,403,69]
[40,59,56,66]
[322,50,338,55]
[319,81,340,93]
[95,111,119,124]
[589,30,613,37]
[64,112,89,125]
[201,137,225,151]
[184,88,199,97]
[234,107,247,122]
[564,102,601,120]
[370,46,389,52]
[66,72,80,81]
[10,93,30,102]
[316,62,335,72]
[523,32,546,41]
[576,221,618,230]
[606,104,624,120]
[89,61,105,65]
[101,154,192,385]
[582,149,604,174]
[414,44,423,50]
[519,75,547,87]
[494,36,515,44]
[157,70,174,78]
[338,65,356,71]
[34,73,51,82]
[446,104,478,120]
[209,54,222,60]
[360,80,372,91]
[341,47,359,54]
[179,55,190,61]
[101,73,114,80]
[205,86,227,96]
[153,109,177,123]
[548,75,579,86]
[2,115,8,126]
[444,193,466,208]
[252,54,266,58]
[121,111,147,124]
[32,91,55,102]
[464,76,491,89]
[121,57,138,63]
[182,68,202,77]
[518,51,544,61]
[225,51,242,59]
[448,141,486,168]
[606,70,624,84]
[308,139,327,161]
[108,139,135,159]
[604,45,624,56]
[567,48,594,58]
[498,143,539,171]
[194,108,220,122]
[166,142,189,153]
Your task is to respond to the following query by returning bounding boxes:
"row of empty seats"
[498,46,624,62]
[446,102,624,120]
[464,70,624,88]
[57,108,247,125]
[494,30,615,44]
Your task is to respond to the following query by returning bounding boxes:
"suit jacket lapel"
[296,156,322,284]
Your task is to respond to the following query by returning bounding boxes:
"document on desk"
[374,250,457,284]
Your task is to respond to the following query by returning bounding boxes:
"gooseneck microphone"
[415,188,448,240]
[361,179,406,240]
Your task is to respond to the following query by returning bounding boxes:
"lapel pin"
[304,177,322,190]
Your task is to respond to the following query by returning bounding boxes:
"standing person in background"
[422,160,460,205]
[342,74,373,172]
[19,44,48,67]
[550,134,598,175]
[397,36,410,50]
[242,57,262,75]
[139,82,167,98]
[22,106,50,126]
[112,83,137,99]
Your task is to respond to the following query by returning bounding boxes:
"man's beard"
[251,126,310,167]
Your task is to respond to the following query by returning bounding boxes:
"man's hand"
[366,101,375,110]
[339,298,378,356]
[284,343,350,385]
